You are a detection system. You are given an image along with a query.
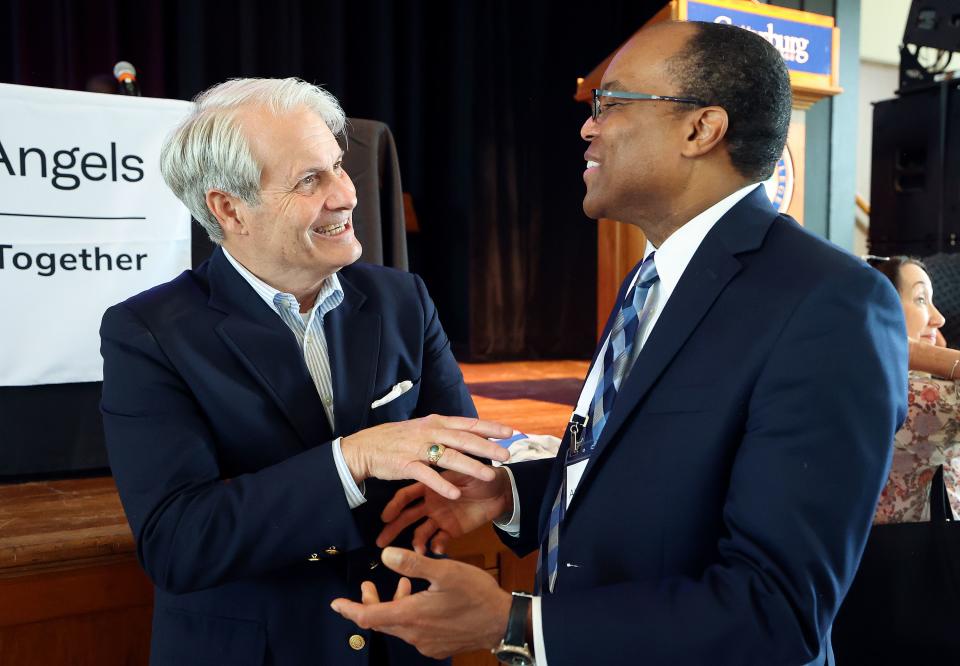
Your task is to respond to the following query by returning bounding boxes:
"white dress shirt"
[495,183,762,664]
[222,248,366,509]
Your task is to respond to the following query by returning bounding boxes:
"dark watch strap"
[504,592,533,647]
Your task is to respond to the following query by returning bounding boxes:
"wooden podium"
[0,478,154,664]
[579,0,842,335]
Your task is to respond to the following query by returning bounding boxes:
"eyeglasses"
[591,88,707,122]
[863,254,891,266]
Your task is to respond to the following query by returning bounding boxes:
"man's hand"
[377,467,514,554]
[339,415,512,500]
[330,547,513,659]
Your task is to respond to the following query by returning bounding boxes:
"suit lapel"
[325,271,381,438]
[208,248,332,448]
[567,187,778,514]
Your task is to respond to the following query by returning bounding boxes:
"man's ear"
[206,189,249,236]
[681,106,729,158]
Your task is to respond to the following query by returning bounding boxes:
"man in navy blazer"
[100,77,511,665]
[332,21,909,665]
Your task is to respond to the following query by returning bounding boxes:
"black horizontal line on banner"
[0,212,146,220]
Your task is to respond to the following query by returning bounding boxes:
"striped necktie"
[542,252,660,593]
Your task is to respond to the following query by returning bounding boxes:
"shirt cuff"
[332,436,366,509]
[533,595,548,665]
[492,465,521,536]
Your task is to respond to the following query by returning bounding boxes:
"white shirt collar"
[575,182,764,419]
[645,182,762,300]
[220,246,342,318]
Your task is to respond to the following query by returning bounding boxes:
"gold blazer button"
[349,634,366,650]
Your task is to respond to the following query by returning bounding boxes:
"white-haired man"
[100,77,510,665]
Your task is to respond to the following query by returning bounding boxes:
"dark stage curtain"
[0,0,659,476]
[467,2,652,359]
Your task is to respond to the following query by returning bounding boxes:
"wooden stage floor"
[460,360,589,438]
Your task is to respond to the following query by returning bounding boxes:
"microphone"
[113,61,141,96]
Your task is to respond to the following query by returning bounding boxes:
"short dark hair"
[666,21,792,181]
[867,255,928,292]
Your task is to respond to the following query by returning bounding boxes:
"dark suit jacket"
[100,248,474,665]
[343,118,408,271]
[505,188,908,665]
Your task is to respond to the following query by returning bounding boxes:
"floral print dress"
[874,372,960,524]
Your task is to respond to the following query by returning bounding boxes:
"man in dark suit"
[331,21,909,665]
[100,77,511,665]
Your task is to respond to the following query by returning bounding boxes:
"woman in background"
[832,256,960,664]
[870,256,959,523]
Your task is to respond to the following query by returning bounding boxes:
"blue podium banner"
[687,1,833,77]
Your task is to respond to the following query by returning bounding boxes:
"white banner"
[0,83,194,386]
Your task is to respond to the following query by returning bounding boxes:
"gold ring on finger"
[426,443,446,464]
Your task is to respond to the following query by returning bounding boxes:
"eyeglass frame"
[591,88,707,122]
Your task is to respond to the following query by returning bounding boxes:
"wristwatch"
[492,591,535,665]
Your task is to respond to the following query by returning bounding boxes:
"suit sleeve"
[539,266,909,665]
[100,303,368,594]
[495,458,557,556]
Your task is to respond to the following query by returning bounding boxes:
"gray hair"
[160,77,347,244]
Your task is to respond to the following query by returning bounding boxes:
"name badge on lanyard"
[563,413,590,510]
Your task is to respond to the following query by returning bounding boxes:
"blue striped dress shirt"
[222,247,366,508]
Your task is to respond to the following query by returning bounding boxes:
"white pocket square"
[371,380,414,409]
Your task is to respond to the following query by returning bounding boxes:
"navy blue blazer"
[506,188,908,665]
[100,248,474,665]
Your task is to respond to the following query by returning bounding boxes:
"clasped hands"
[331,451,519,658]
[339,414,512,499]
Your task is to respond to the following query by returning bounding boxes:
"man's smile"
[311,220,352,237]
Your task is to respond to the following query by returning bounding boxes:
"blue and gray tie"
[543,252,660,593]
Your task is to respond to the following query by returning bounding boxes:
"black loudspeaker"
[868,80,960,257]
[903,0,960,53]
